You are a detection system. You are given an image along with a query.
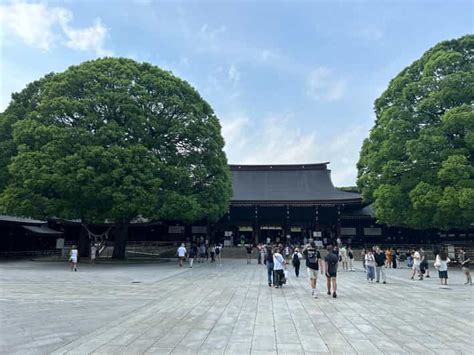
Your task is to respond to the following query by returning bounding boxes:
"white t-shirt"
[365,253,375,267]
[177,246,187,257]
[413,251,421,266]
[436,256,450,272]
[273,253,285,270]
[70,249,78,262]
[90,246,97,259]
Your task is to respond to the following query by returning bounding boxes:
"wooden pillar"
[254,205,259,245]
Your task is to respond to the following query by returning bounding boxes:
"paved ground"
[0,258,473,355]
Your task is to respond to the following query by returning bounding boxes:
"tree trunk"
[78,224,89,260]
[112,222,129,259]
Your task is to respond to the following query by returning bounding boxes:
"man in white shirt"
[177,243,187,268]
[411,248,423,280]
[273,248,286,288]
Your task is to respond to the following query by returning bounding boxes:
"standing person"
[396,248,402,269]
[411,248,422,280]
[303,242,323,298]
[70,245,79,272]
[273,248,286,288]
[215,243,222,266]
[340,245,348,271]
[292,248,303,278]
[257,244,262,264]
[420,248,430,278]
[361,248,367,270]
[348,246,354,271]
[246,244,253,264]
[325,246,339,298]
[90,243,97,265]
[374,246,386,284]
[284,245,291,263]
[406,249,413,268]
[177,243,187,268]
[188,243,197,268]
[365,249,376,282]
[391,248,397,269]
[434,250,450,286]
[459,248,472,285]
[266,246,274,287]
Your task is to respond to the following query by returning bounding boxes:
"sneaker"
[410,277,414,280]
[268,283,272,287]
[313,293,318,299]
[327,291,331,295]
[426,275,430,278]
[383,281,386,284]
[376,280,379,283]
[333,292,337,298]
[311,289,315,296]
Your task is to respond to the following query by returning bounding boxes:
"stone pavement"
[0,258,473,355]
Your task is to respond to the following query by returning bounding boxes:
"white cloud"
[228,64,240,84]
[0,1,111,56]
[306,67,347,101]
[220,112,369,186]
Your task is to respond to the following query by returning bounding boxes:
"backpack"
[215,247,220,255]
[292,253,300,265]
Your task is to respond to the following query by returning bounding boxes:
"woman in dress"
[70,245,79,272]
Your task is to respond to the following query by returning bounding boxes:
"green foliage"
[357,35,474,229]
[0,58,232,225]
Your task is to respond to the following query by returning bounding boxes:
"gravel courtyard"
[1,258,472,355]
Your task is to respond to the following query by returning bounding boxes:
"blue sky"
[1,0,472,186]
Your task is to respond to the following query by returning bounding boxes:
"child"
[70,245,78,272]
[434,250,450,286]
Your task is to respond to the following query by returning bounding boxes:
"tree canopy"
[0,58,232,256]
[357,35,474,230]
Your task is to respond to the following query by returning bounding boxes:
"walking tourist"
[406,249,413,268]
[266,246,274,287]
[420,248,430,278]
[391,248,397,269]
[70,245,78,272]
[210,244,216,263]
[365,249,376,282]
[188,243,197,268]
[374,246,386,284]
[199,243,206,263]
[291,248,302,277]
[348,246,354,271]
[340,245,348,271]
[325,245,339,298]
[273,248,286,288]
[459,248,472,285]
[303,241,323,298]
[90,243,97,265]
[215,243,222,266]
[177,243,187,268]
[284,245,291,262]
[411,248,422,280]
[385,248,392,268]
[434,250,450,286]
[246,244,253,264]
[361,248,367,270]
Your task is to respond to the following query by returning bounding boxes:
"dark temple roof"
[229,163,362,205]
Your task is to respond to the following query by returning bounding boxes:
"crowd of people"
[176,242,222,267]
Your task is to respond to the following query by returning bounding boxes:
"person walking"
[303,242,323,298]
[199,243,206,263]
[361,248,367,270]
[246,244,253,264]
[325,246,339,298]
[434,250,450,286]
[374,246,386,284]
[90,243,97,265]
[459,248,472,285]
[391,248,397,269]
[69,245,79,272]
[189,243,197,268]
[348,246,354,271]
[420,248,430,278]
[215,243,222,266]
[265,246,274,287]
[273,248,286,288]
[292,248,303,278]
[411,248,422,280]
[385,248,392,268]
[177,243,187,268]
[210,244,216,263]
[365,249,376,282]
[340,245,348,271]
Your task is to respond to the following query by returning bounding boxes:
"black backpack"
[292,253,300,265]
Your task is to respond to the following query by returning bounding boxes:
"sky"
[1,0,472,186]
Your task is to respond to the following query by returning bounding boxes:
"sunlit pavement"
[0,259,472,354]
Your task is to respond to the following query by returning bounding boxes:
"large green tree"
[0,58,232,258]
[357,35,474,230]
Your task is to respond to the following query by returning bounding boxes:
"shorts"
[200,253,205,258]
[438,270,448,279]
[307,268,319,279]
[413,264,420,272]
[326,271,337,278]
